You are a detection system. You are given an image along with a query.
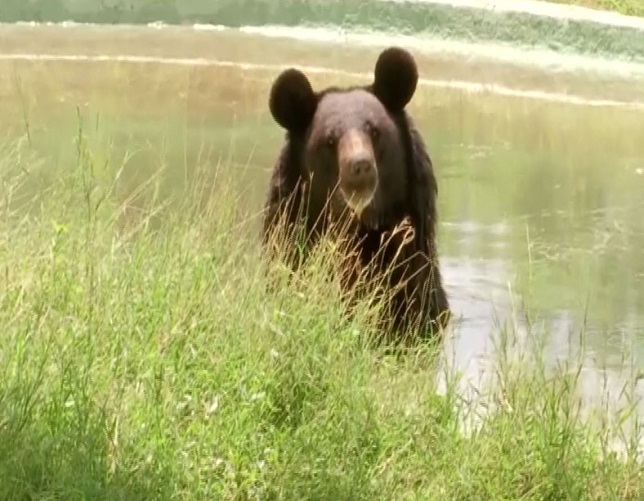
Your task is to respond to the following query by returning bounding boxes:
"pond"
[2,22,644,447]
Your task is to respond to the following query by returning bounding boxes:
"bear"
[261,46,451,343]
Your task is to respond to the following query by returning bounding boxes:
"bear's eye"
[325,136,337,149]
[366,123,380,142]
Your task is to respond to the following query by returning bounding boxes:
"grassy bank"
[1,1,644,63]
[552,0,644,17]
[0,129,643,501]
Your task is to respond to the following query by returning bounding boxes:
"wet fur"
[262,47,450,341]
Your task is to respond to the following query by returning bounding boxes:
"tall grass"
[0,125,643,500]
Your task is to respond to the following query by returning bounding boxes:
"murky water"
[2,23,644,450]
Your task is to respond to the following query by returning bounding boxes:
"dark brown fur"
[262,47,451,342]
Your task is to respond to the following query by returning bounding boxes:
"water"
[2,22,644,451]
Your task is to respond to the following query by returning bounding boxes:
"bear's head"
[269,47,419,229]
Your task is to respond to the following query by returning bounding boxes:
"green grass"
[551,0,644,17]
[1,125,643,501]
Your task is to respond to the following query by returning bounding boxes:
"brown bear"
[261,46,451,342]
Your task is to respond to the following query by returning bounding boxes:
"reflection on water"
[2,23,644,452]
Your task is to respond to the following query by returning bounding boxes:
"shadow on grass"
[0,383,176,500]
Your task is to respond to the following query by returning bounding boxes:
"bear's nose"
[342,156,377,197]
[350,158,373,179]
[337,129,377,194]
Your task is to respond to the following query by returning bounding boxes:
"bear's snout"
[348,157,373,180]
[337,129,378,215]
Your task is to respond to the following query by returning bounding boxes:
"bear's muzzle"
[337,129,378,217]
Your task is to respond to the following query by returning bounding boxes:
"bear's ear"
[372,47,419,113]
[269,68,317,133]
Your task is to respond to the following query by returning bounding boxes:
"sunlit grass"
[0,124,643,500]
[551,0,644,17]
